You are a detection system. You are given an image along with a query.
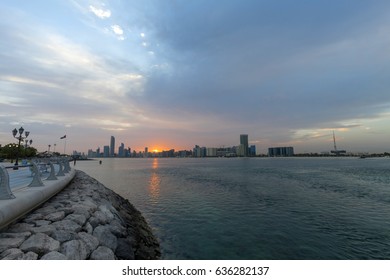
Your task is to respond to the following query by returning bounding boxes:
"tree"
[0,143,37,159]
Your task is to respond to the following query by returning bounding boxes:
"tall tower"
[144,147,148,158]
[118,143,125,157]
[110,136,115,157]
[240,134,249,157]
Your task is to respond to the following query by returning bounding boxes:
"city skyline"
[1,1,390,154]
[83,132,388,158]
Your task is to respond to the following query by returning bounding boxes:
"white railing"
[0,158,72,200]
[0,157,75,229]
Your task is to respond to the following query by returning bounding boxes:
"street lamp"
[12,126,30,170]
[25,139,33,148]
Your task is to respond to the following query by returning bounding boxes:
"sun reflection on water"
[148,158,161,202]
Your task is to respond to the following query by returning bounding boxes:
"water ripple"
[77,157,390,259]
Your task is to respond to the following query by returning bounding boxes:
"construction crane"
[330,130,346,155]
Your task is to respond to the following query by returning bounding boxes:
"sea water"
[76,157,390,259]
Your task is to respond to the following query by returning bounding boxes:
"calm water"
[76,157,390,259]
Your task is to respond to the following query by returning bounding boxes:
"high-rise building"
[268,147,294,157]
[110,136,115,157]
[206,147,217,157]
[118,143,125,157]
[249,145,256,157]
[237,144,247,157]
[103,145,110,157]
[193,145,201,157]
[240,134,249,157]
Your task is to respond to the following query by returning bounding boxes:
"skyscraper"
[240,134,249,157]
[268,147,294,157]
[103,145,110,157]
[118,143,125,157]
[249,145,256,156]
[110,136,115,157]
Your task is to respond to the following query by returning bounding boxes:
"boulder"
[65,213,87,226]
[0,237,26,252]
[93,225,117,251]
[78,232,99,256]
[23,251,38,260]
[90,246,115,260]
[41,251,68,260]
[0,232,31,239]
[5,223,34,233]
[34,220,51,227]
[50,230,77,243]
[52,219,82,232]
[60,240,88,260]
[20,233,60,255]
[45,211,66,222]
[1,248,24,260]
[31,225,56,235]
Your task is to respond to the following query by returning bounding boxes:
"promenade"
[0,161,160,260]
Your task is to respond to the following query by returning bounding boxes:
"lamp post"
[25,139,33,149]
[12,126,30,170]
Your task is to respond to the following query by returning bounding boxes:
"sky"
[1,0,390,154]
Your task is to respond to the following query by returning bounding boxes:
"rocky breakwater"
[0,170,160,260]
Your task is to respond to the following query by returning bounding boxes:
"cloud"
[111,24,123,35]
[137,1,390,128]
[111,24,125,40]
[89,5,111,19]
[0,17,146,147]
[2,0,390,153]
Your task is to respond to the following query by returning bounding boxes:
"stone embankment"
[0,170,160,260]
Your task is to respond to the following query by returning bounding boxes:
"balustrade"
[0,157,72,200]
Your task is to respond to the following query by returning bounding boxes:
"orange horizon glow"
[142,144,187,153]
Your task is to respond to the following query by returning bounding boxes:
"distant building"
[118,143,125,157]
[193,145,201,157]
[110,136,115,157]
[161,149,175,157]
[268,147,294,157]
[103,145,110,157]
[236,144,246,157]
[192,145,207,157]
[206,147,217,157]
[249,145,256,156]
[217,147,236,157]
[87,149,97,158]
[144,147,148,158]
[240,134,249,157]
[178,150,192,157]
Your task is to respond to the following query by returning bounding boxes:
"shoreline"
[0,170,160,260]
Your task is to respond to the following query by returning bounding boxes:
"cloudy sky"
[1,0,390,154]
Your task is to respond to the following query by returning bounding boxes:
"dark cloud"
[135,0,390,133]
